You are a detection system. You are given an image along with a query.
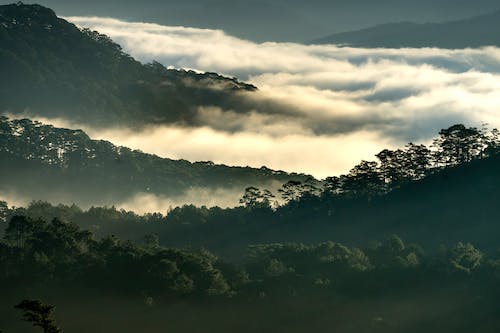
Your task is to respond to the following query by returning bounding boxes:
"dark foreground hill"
[312,10,500,48]
[1,141,500,333]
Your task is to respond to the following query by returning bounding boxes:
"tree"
[278,178,321,203]
[278,180,304,202]
[433,124,485,166]
[323,176,342,196]
[376,148,407,187]
[0,201,8,227]
[449,242,483,274]
[15,299,62,333]
[402,143,431,180]
[4,215,39,248]
[143,234,160,249]
[485,128,500,157]
[239,186,275,208]
[342,161,383,198]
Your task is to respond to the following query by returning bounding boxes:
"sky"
[2,0,500,42]
[38,16,500,179]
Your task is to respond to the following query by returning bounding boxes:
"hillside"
[312,10,500,48]
[0,117,310,207]
[4,123,499,257]
[0,3,257,127]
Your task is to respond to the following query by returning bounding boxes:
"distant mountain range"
[312,10,500,48]
[0,117,310,207]
[1,0,499,42]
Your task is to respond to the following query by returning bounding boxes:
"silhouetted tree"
[278,180,304,202]
[376,148,407,187]
[402,143,431,180]
[240,187,275,208]
[342,161,383,198]
[15,299,62,333]
[433,124,485,166]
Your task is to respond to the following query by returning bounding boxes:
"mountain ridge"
[0,116,312,208]
[0,2,258,128]
[312,9,500,48]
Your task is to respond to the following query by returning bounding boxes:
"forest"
[1,2,500,333]
[0,117,309,206]
[1,123,500,332]
[0,3,257,128]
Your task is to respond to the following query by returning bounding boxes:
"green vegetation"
[1,3,500,332]
[1,214,500,332]
[0,122,499,331]
[0,117,310,204]
[0,3,256,128]
[14,300,62,333]
[2,122,498,257]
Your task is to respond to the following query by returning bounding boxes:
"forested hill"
[0,3,256,127]
[312,10,500,48]
[0,117,310,206]
[3,123,499,256]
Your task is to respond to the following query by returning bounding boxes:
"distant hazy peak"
[311,9,500,48]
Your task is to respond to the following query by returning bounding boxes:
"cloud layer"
[63,16,500,178]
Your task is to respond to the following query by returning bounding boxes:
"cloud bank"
[63,16,500,178]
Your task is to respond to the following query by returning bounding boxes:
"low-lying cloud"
[59,16,500,178]
[0,185,249,215]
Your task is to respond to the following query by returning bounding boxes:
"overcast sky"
[3,0,500,41]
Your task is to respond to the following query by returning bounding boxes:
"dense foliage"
[1,4,500,332]
[1,215,500,332]
[0,3,257,127]
[0,117,309,204]
[1,123,500,331]
[2,123,498,257]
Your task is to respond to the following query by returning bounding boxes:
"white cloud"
[60,16,500,177]
[89,125,387,179]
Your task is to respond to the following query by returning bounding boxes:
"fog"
[48,17,500,178]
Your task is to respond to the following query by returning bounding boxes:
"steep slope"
[0,3,257,127]
[312,10,500,48]
[0,117,310,207]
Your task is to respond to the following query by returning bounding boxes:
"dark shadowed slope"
[0,117,311,207]
[312,10,500,48]
[0,3,257,128]
[5,124,499,256]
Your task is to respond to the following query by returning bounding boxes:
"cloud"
[56,16,500,178]
[89,124,387,180]
[118,188,243,214]
[0,187,245,215]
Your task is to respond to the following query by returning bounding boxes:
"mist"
[42,16,500,178]
[0,184,252,214]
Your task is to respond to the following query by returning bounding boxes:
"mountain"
[0,3,257,128]
[5,122,499,257]
[0,117,310,207]
[3,0,500,42]
[312,10,500,48]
